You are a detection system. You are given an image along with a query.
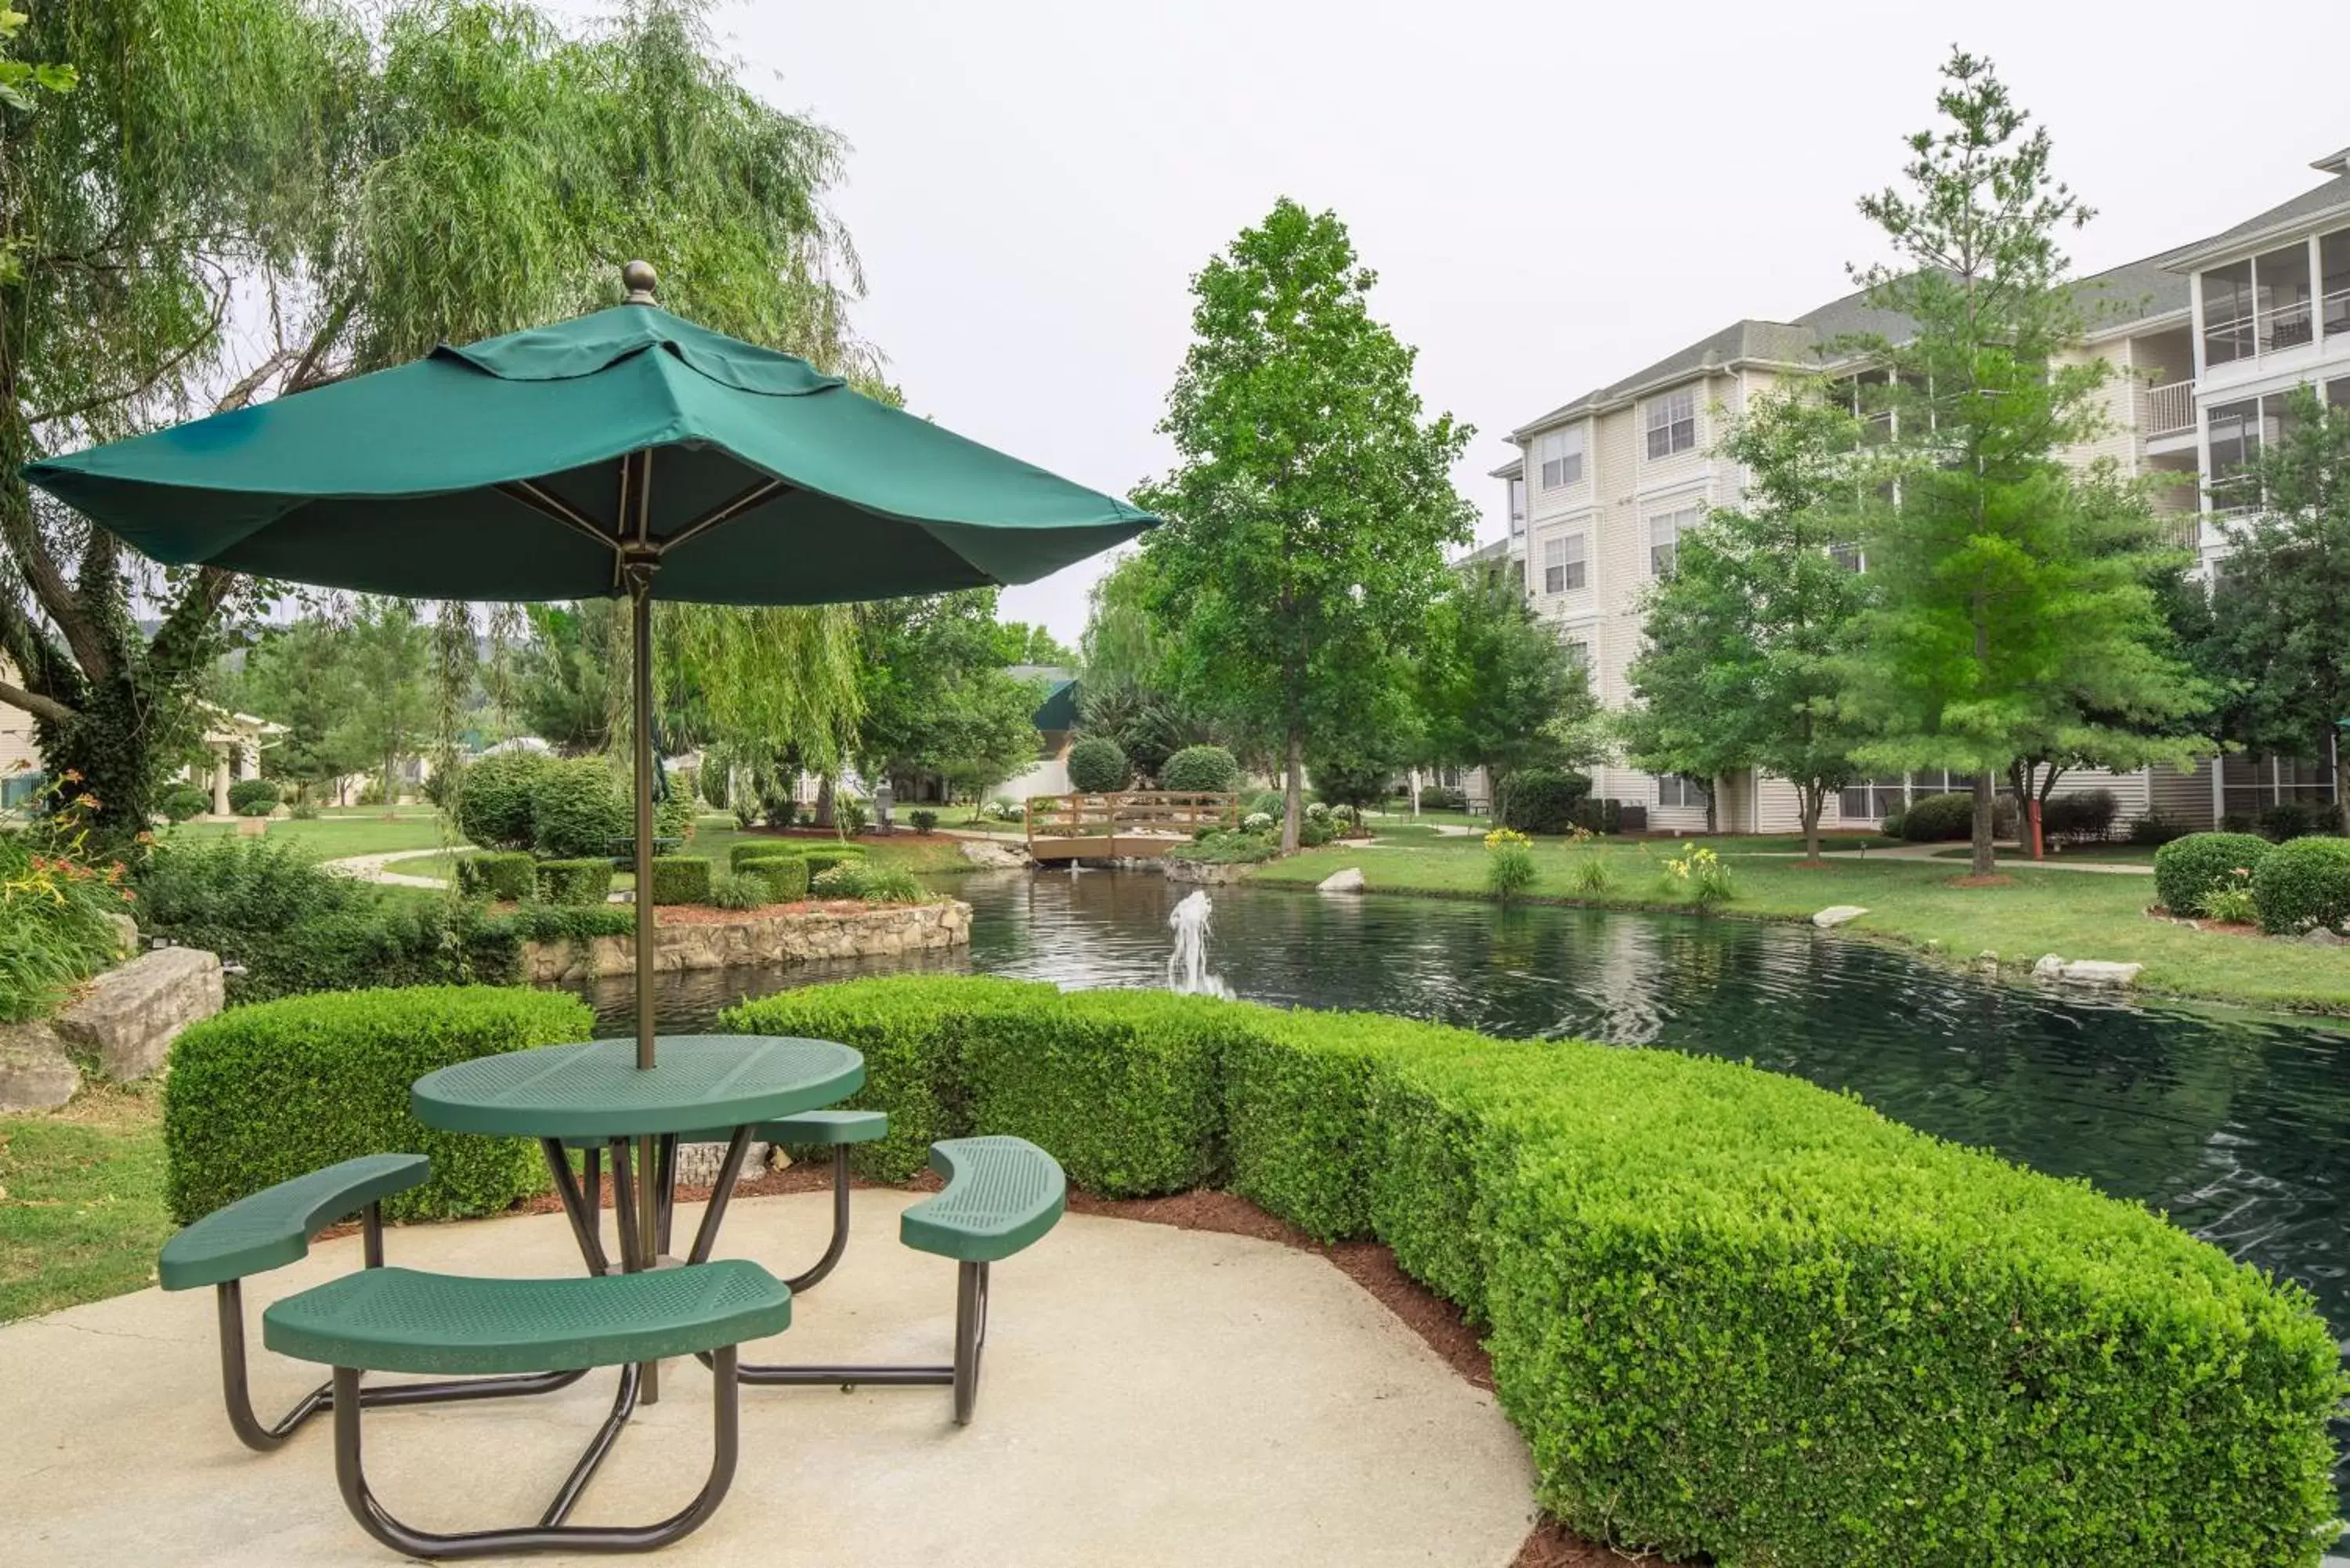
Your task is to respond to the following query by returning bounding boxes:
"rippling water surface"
[569,869,2350,1334]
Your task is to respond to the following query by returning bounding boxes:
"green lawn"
[161,805,455,859]
[0,1083,169,1322]
[1927,841,2160,865]
[1253,833,2350,1014]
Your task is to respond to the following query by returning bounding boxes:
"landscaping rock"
[1318,867,1367,894]
[2303,927,2345,947]
[1162,858,1251,885]
[103,912,139,958]
[1811,905,1868,928]
[2032,953,2065,980]
[1974,950,2000,974]
[0,1021,81,1111]
[674,1138,772,1190]
[518,901,971,984]
[959,838,1032,870]
[2060,959,2143,988]
[52,946,224,1080]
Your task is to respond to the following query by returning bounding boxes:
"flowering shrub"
[2196,869,2259,926]
[1665,842,1734,909]
[1484,827,1537,901]
[1242,811,1274,832]
[1,771,134,1022]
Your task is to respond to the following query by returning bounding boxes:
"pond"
[564,869,2350,1337]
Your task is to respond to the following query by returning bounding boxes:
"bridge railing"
[1025,790,1239,851]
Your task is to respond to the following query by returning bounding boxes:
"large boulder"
[0,1021,81,1112]
[960,838,1032,869]
[1318,867,1367,894]
[2061,959,2143,988]
[1812,905,1868,929]
[52,946,224,1081]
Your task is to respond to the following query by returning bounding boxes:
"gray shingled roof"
[2165,172,2350,266]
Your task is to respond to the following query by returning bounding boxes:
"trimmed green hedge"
[720,976,2341,1567]
[164,986,592,1223]
[536,858,614,906]
[743,854,810,902]
[649,855,711,905]
[455,850,537,901]
[2154,832,2276,917]
[2252,836,2350,935]
[728,841,803,871]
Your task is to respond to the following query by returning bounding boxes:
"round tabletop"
[410,1035,865,1140]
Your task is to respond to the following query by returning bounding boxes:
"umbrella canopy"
[24,265,1155,1093]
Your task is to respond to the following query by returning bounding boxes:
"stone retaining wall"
[519,900,971,984]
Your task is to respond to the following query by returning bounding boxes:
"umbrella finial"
[621,260,658,304]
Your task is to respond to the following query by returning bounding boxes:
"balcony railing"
[2141,379,2196,438]
[2326,286,2350,341]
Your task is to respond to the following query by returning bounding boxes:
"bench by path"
[1,1190,1534,1568]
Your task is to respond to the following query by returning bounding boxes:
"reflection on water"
[568,870,2350,1331]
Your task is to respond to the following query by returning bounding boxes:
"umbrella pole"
[628,564,661,1404]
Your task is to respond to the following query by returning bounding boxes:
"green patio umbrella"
[24,261,1155,1075]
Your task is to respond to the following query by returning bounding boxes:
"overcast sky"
[631,0,2345,643]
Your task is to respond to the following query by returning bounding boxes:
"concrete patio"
[0,1188,1535,1566]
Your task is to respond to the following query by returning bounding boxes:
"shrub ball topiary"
[648,855,712,905]
[744,854,811,903]
[531,758,631,860]
[1159,744,1241,794]
[453,750,548,851]
[1066,735,1130,794]
[2039,788,2117,844]
[2153,832,2275,918]
[908,807,938,834]
[1499,769,1592,836]
[455,850,537,902]
[159,784,211,822]
[226,778,280,817]
[2258,800,2330,843]
[2251,835,2350,935]
[1900,791,1976,841]
[164,985,592,1223]
[534,858,614,907]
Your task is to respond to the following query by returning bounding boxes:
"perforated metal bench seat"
[262,1260,792,1376]
[901,1136,1067,1263]
[159,1154,428,1292]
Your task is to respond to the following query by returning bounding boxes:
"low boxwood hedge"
[744,854,810,902]
[648,855,711,905]
[455,850,537,901]
[536,857,613,906]
[1900,790,1975,840]
[720,975,2341,1566]
[728,841,803,871]
[163,986,591,1224]
[2154,831,2276,917]
[2251,835,2350,935]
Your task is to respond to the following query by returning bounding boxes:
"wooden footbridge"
[1025,791,1239,863]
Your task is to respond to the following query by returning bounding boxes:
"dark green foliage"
[2041,787,2117,844]
[2153,833,2276,918]
[1416,785,1467,812]
[495,903,633,944]
[907,808,938,834]
[533,858,613,907]
[226,778,280,816]
[1164,829,1279,865]
[2251,836,2350,935]
[455,851,536,901]
[530,758,629,860]
[1498,769,1590,836]
[744,854,810,903]
[1569,797,1622,836]
[453,750,547,851]
[158,785,209,822]
[707,869,769,910]
[1900,791,1976,841]
[1159,744,1240,794]
[728,840,803,870]
[164,987,591,1225]
[2258,801,2329,843]
[721,974,2340,1564]
[800,847,866,879]
[648,856,711,905]
[855,865,925,905]
[1066,735,1129,793]
[2130,812,2192,847]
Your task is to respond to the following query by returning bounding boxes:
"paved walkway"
[321,846,451,889]
[0,1190,1535,1567]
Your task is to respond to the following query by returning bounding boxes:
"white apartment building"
[1496,146,2350,836]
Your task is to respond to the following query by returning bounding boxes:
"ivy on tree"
[1138,199,1473,852]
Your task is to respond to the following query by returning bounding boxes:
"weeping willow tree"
[4,0,873,840]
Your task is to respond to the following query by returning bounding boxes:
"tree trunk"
[381,753,399,817]
[1799,784,1824,862]
[1281,729,1303,854]
[814,775,835,829]
[2337,752,2350,838]
[1408,766,1421,818]
[1970,770,1997,876]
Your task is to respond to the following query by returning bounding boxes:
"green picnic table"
[413,1033,863,1406]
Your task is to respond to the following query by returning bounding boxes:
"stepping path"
[321,846,454,889]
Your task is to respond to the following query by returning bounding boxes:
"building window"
[1557,532,1585,591]
[1536,427,1585,489]
[1506,476,1527,539]
[1839,776,1905,820]
[1830,540,1864,573]
[1648,507,1696,577]
[2207,398,2260,509]
[1644,388,1697,459]
[1658,775,1708,809]
[2323,229,2350,341]
[1561,638,1589,672]
[2202,261,2255,367]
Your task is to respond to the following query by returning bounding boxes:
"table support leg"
[685,1127,757,1266]
[539,1140,611,1277]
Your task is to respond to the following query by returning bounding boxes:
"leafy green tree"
[1622,385,1870,859]
[2210,385,2350,833]
[991,621,1075,667]
[237,617,367,805]
[1075,551,1214,779]
[515,603,616,756]
[1841,50,2209,875]
[331,598,433,814]
[1418,555,1595,822]
[1139,199,1473,851]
